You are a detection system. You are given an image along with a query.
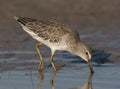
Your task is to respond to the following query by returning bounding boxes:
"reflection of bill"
[38,70,57,89]
[38,70,93,89]
[70,74,93,89]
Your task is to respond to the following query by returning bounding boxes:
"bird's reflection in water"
[38,70,56,89]
[70,73,93,89]
[38,70,44,89]
[38,70,93,89]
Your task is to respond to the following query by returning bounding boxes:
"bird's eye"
[85,52,88,55]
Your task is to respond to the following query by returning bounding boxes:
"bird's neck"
[67,42,83,55]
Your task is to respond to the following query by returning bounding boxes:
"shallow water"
[0,0,120,89]
[0,51,120,89]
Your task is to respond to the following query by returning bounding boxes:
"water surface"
[0,51,120,89]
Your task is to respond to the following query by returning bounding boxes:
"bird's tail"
[14,16,19,20]
[14,16,37,25]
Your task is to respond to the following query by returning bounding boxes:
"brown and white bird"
[14,16,94,73]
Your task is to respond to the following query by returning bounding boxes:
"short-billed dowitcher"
[15,16,94,73]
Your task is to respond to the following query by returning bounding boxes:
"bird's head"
[73,42,94,73]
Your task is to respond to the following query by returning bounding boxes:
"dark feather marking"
[17,17,80,43]
[17,17,37,25]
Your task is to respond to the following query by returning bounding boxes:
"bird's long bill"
[87,60,94,74]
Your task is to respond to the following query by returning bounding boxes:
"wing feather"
[15,17,80,43]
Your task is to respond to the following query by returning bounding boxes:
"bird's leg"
[35,42,44,71]
[50,53,56,71]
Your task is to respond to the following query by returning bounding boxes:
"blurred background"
[0,0,120,62]
[0,1,120,89]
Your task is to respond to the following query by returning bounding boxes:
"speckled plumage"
[15,16,94,73]
[16,17,80,51]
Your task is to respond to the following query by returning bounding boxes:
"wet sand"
[0,0,120,89]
